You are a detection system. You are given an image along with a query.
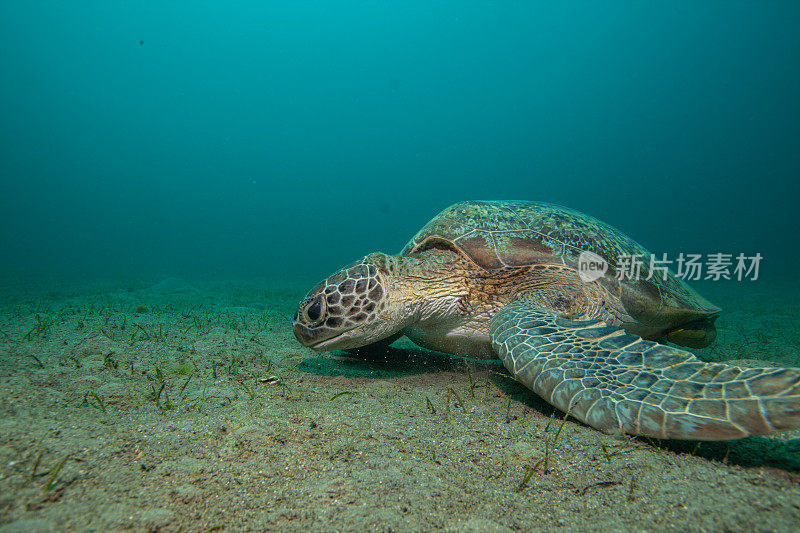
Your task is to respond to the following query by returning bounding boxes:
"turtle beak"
[293,321,316,346]
[293,321,351,350]
[292,305,350,349]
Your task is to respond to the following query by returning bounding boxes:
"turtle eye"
[303,295,325,325]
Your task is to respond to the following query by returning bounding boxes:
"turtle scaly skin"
[293,201,800,441]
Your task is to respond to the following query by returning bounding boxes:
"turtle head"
[293,253,403,351]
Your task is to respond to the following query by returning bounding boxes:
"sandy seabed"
[0,276,799,532]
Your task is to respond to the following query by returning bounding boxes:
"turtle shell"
[401,200,641,270]
[401,201,719,332]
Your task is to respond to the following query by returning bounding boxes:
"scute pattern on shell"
[401,200,713,316]
[402,200,646,270]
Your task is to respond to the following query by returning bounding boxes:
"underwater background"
[1,1,798,283]
[2,3,800,531]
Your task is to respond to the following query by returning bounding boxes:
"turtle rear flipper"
[490,300,800,441]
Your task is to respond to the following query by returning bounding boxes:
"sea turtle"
[293,201,800,440]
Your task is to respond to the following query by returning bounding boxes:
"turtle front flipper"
[490,301,800,441]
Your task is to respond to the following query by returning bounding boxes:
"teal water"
[2,5,800,530]
[0,2,798,282]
